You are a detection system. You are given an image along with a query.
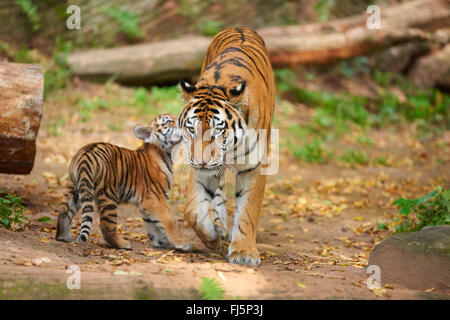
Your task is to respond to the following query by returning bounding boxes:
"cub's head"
[177,80,248,172]
[134,114,181,151]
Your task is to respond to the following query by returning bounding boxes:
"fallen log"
[408,43,450,89]
[68,0,450,85]
[0,62,44,174]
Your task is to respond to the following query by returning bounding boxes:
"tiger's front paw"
[228,248,261,266]
[173,241,194,252]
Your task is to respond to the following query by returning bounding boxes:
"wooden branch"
[0,62,44,174]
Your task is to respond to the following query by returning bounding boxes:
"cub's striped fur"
[56,114,191,251]
[178,28,276,266]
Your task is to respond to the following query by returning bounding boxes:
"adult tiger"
[178,27,275,266]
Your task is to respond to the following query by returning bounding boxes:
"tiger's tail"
[74,156,96,243]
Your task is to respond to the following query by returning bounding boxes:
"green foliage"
[0,192,28,229]
[314,0,334,22]
[338,57,370,78]
[274,68,297,93]
[200,277,225,300]
[374,156,388,166]
[37,216,51,223]
[132,87,152,113]
[339,149,369,166]
[44,39,72,97]
[197,20,223,36]
[393,186,450,233]
[288,137,332,163]
[103,7,143,40]
[15,0,40,31]
[47,117,66,137]
[77,97,108,122]
[132,85,181,115]
[356,134,373,145]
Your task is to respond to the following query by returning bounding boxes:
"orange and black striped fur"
[178,28,275,265]
[56,114,192,251]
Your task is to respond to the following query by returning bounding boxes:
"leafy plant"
[339,149,369,166]
[0,192,28,229]
[77,97,108,122]
[37,216,51,223]
[103,7,143,40]
[15,0,40,31]
[200,277,225,300]
[47,117,66,137]
[392,186,450,233]
[197,20,223,36]
[288,138,332,163]
[314,0,334,22]
[338,56,370,78]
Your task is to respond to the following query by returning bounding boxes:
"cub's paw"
[214,224,229,241]
[203,236,221,250]
[228,249,261,266]
[55,233,76,243]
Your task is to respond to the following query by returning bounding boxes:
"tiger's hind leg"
[56,185,80,242]
[97,195,131,250]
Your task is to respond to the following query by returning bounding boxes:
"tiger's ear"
[179,79,196,100]
[134,125,153,143]
[230,81,246,97]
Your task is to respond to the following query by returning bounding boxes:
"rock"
[369,226,450,292]
[31,258,42,266]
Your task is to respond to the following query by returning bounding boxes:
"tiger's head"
[177,80,248,172]
[134,114,181,152]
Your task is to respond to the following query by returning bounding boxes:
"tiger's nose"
[198,162,207,167]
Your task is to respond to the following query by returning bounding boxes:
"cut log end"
[0,62,44,175]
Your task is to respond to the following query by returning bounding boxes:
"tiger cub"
[56,114,192,251]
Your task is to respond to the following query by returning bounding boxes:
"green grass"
[338,149,369,166]
[0,192,28,229]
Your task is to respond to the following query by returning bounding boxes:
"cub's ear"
[230,81,246,97]
[134,125,152,142]
[179,79,196,100]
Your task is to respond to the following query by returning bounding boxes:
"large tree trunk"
[0,62,44,174]
[67,0,450,86]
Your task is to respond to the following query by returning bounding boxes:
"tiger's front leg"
[184,169,222,249]
[228,168,266,266]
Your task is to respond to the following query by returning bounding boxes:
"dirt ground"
[0,82,449,300]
